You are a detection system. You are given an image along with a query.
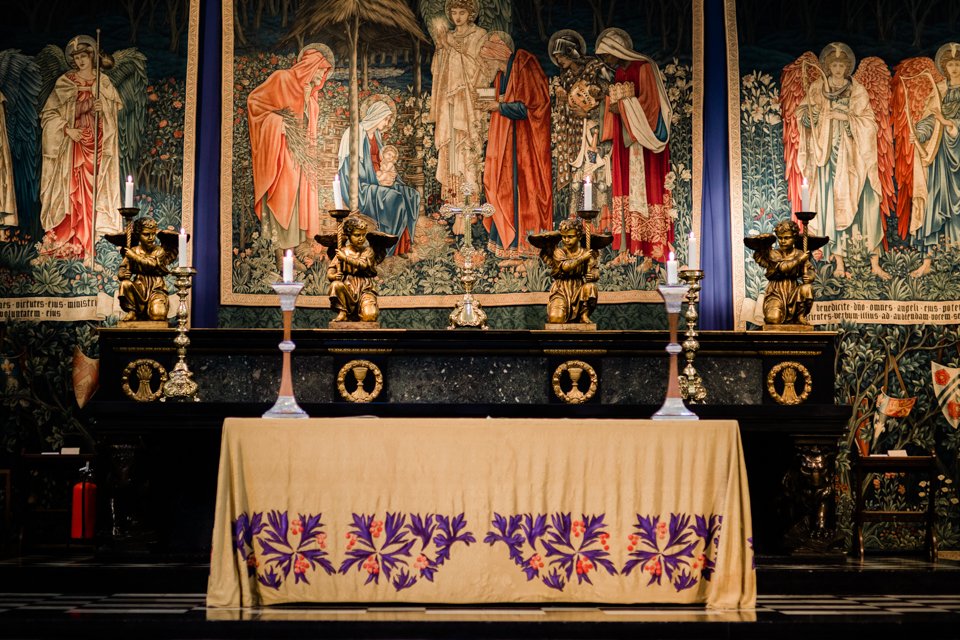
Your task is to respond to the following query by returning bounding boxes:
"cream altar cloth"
[207,418,755,609]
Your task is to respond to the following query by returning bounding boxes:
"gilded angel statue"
[315,216,399,323]
[528,219,613,326]
[781,43,894,280]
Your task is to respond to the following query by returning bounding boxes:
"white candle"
[178,228,189,268]
[333,175,345,210]
[583,176,593,211]
[688,231,699,270]
[125,176,134,208]
[800,178,810,212]
[282,249,294,283]
[666,251,678,284]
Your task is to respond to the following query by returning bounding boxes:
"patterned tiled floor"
[1,592,960,621]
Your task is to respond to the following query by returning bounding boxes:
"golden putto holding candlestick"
[744,218,827,329]
[315,215,397,324]
[106,218,182,325]
[529,219,613,328]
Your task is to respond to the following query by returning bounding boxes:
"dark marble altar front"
[89,328,850,557]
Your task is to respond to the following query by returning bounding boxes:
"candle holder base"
[652,397,699,420]
[449,294,488,330]
[263,394,308,419]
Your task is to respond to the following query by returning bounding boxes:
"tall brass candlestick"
[161,266,199,402]
[264,281,308,418]
[653,283,698,420]
[678,269,707,403]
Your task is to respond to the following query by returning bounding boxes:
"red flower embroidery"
[936,369,951,386]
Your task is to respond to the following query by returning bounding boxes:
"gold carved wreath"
[121,358,168,402]
[552,360,598,404]
[337,359,384,403]
[766,361,812,406]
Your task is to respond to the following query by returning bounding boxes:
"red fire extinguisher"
[71,462,96,540]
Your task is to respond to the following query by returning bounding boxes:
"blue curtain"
[191,0,221,327]
[700,0,733,330]
[189,1,735,329]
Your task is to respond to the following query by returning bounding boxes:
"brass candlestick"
[161,266,199,402]
[576,208,600,250]
[795,210,816,254]
[652,283,698,420]
[264,281,308,418]
[678,269,707,404]
[119,206,139,247]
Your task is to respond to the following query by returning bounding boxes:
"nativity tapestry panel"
[220,0,701,330]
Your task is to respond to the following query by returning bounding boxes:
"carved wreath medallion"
[337,359,384,403]
[552,360,598,404]
[121,358,168,402]
[767,361,812,406]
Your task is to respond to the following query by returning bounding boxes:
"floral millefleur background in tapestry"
[734,0,960,551]
[222,0,697,330]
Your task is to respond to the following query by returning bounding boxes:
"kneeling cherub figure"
[315,216,398,323]
[530,219,613,326]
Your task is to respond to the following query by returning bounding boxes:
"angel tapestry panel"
[223,1,698,330]
[0,4,195,324]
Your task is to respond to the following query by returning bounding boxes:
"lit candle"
[688,231,699,270]
[178,228,188,268]
[800,178,810,212]
[666,251,678,285]
[583,176,593,211]
[333,175,345,210]
[125,175,134,208]
[282,249,294,283]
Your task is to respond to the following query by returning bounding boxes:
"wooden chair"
[850,445,938,561]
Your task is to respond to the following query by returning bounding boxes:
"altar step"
[1,553,958,595]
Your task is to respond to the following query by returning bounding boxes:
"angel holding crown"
[781,43,893,280]
[892,43,960,278]
[37,35,145,260]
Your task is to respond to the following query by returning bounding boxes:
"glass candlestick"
[264,281,308,418]
[161,266,199,402]
[653,283,698,420]
[679,269,707,404]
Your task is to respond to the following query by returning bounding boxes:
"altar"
[206,417,756,609]
[89,328,849,557]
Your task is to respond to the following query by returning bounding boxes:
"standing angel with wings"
[892,43,960,278]
[35,35,146,260]
[781,43,894,280]
[0,49,41,232]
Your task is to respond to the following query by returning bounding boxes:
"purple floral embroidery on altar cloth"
[484,513,618,592]
[231,511,336,590]
[338,512,476,592]
[622,513,723,592]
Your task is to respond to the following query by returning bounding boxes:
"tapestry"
[220,0,703,328]
[0,3,199,450]
[727,0,960,550]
